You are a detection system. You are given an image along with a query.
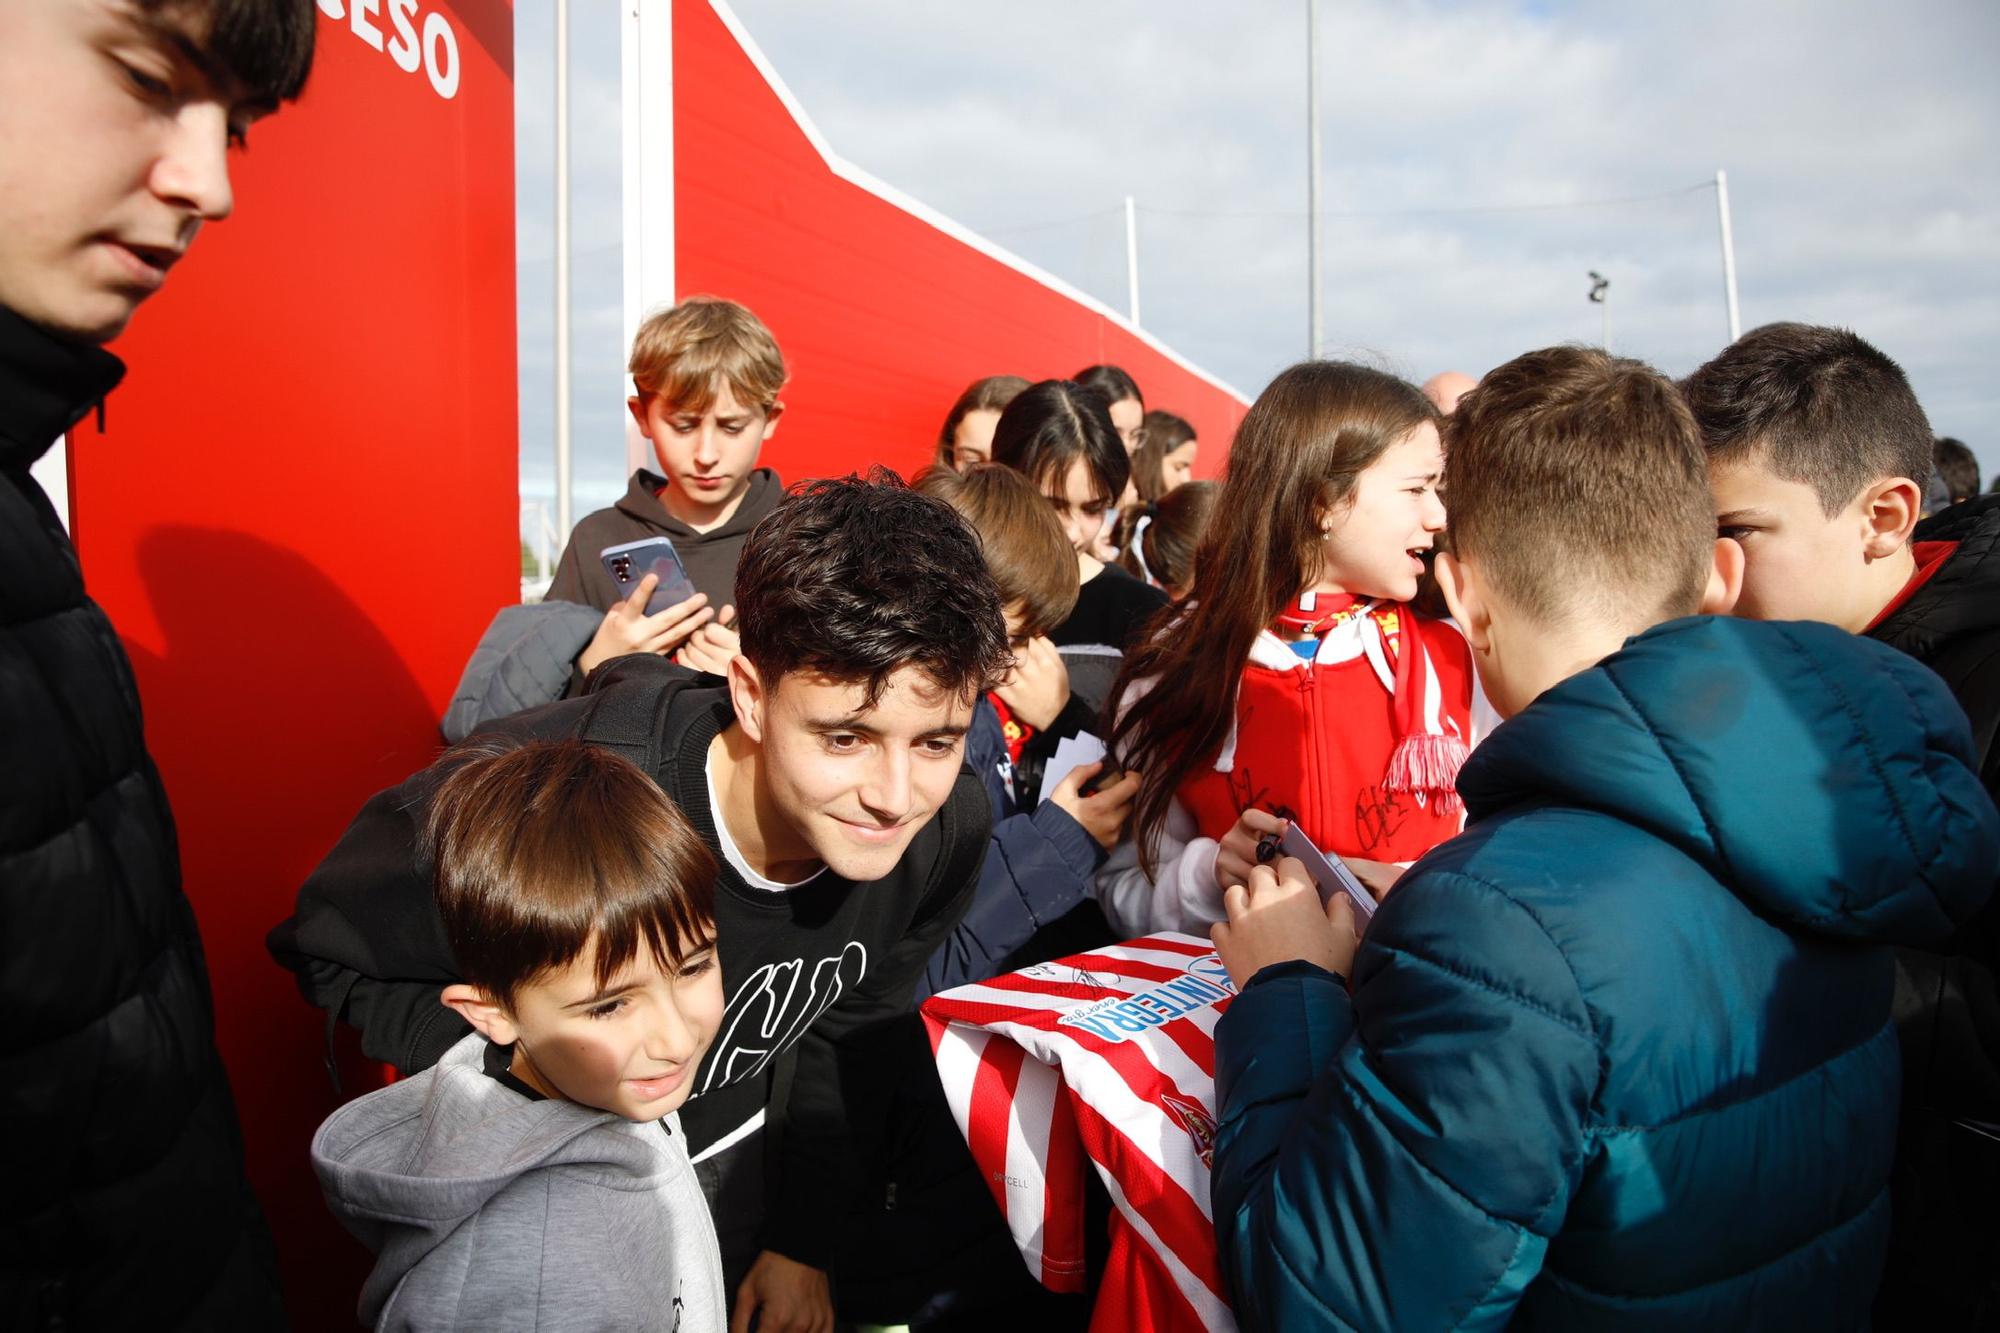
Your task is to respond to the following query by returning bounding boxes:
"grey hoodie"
[312,1034,724,1332]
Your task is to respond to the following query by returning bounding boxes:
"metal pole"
[1123,195,1141,327]
[554,0,573,541]
[1306,0,1322,359]
[1715,168,1742,343]
[1602,290,1612,353]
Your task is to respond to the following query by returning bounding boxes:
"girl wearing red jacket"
[1097,362,1485,936]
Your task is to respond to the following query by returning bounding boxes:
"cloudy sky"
[514,0,2000,523]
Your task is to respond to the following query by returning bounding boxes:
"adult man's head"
[0,0,316,342]
[723,473,1010,881]
[1683,323,1932,631]
[1934,436,1980,506]
[1438,345,1741,718]
[1421,370,1479,416]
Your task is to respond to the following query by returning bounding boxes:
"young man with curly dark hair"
[272,473,1011,1333]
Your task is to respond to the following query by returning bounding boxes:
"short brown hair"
[1680,323,1933,515]
[425,740,718,1010]
[1447,346,1712,626]
[916,463,1079,639]
[628,296,787,413]
[936,375,1031,468]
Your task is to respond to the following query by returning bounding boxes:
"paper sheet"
[1036,732,1108,809]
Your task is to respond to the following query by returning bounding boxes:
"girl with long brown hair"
[1097,361,1482,935]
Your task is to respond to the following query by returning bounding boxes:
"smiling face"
[1316,421,1447,602]
[0,0,268,342]
[730,660,974,883]
[630,380,780,531]
[477,932,723,1122]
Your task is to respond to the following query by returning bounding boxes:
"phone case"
[1278,823,1377,922]
[599,537,700,615]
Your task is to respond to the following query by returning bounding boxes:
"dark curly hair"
[735,470,1011,705]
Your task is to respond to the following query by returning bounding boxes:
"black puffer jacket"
[1868,492,2000,1330]
[0,307,283,1330]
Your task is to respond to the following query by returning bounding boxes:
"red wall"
[673,1,1247,482]
[65,4,516,1326]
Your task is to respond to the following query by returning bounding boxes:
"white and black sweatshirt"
[268,655,990,1280]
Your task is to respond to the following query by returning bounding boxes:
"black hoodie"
[268,655,989,1286]
[1867,492,2000,1326]
[547,467,784,611]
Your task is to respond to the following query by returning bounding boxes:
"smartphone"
[1278,823,1377,923]
[600,537,699,616]
[1078,757,1125,798]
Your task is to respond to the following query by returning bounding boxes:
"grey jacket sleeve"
[441,601,603,743]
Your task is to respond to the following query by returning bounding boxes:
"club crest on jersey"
[1161,1091,1219,1169]
[1056,953,1237,1043]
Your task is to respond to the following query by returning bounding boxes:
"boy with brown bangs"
[1684,321,2000,1325]
[1205,346,1997,1330]
[549,295,790,679]
[313,740,726,1333]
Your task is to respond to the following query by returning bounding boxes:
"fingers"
[618,571,659,617]
[717,603,737,626]
[728,1281,757,1333]
[1236,807,1289,837]
[1326,889,1356,933]
[1051,760,1102,799]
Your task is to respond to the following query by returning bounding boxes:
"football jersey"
[922,934,1239,1332]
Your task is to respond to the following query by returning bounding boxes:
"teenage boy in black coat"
[271,476,1010,1333]
[1688,322,2000,1326]
[0,3,315,1327]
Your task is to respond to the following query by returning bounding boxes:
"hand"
[1210,857,1359,990]
[1342,856,1405,904]
[730,1250,832,1333]
[1214,807,1289,892]
[992,634,1070,731]
[674,606,741,676]
[1049,762,1141,849]
[578,574,713,675]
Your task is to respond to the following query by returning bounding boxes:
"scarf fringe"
[1386,731,1469,817]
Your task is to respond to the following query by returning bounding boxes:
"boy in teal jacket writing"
[1209,346,2000,1331]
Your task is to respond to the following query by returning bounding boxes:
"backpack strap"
[572,655,708,783]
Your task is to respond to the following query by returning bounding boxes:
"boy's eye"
[1718,525,1755,542]
[678,953,716,979]
[586,998,628,1019]
[118,59,173,100]
[921,737,962,758]
[824,733,863,753]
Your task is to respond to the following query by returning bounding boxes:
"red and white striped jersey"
[922,933,1238,1333]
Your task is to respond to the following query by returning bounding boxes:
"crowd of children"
[269,289,2000,1333]
[3,4,1990,1329]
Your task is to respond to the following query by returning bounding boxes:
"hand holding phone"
[1278,823,1377,924]
[577,573,713,676]
[600,537,699,615]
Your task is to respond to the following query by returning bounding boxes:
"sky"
[513,0,2000,526]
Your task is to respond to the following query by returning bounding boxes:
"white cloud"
[516,0,2000,517]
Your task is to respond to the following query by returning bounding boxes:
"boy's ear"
[1700,537,1746,616]
[626,395,651,435]
[726,653,768,744]
[441,984,521,1046]
[1860,476,1922,560]
[1434,551,1491,653]
[760,401,784,440]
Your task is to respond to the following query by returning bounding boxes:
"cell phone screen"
[600,537,699,615]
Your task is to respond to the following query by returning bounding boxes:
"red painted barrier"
[672,0,1248,483]
[64,4,516,1326]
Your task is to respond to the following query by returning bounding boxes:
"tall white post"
[1123,195,1141,327]
[1306,0,1323,359]
[622,0,676,477]
[554,0,573,542]
[1715,168,1742,343]
[1601,290,1612,353]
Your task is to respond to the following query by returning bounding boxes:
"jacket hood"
[1458,616,1998,947]
[312,1036,672,1304]
[617,466,783,540]
[1873,493,2000,658]
[0,304,124,469]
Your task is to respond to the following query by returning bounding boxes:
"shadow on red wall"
[124,526,447,1327]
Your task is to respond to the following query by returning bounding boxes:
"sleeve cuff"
[1032,798,1109,877]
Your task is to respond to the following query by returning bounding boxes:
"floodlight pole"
[554,0,573,542]
[1124,195,1141,326]
[1715,168,1742,343]
[1306,0,1325,358]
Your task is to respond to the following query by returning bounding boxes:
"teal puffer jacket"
[1211,616,2000,1331]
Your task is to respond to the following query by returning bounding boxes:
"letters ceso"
[314,0,461,100]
